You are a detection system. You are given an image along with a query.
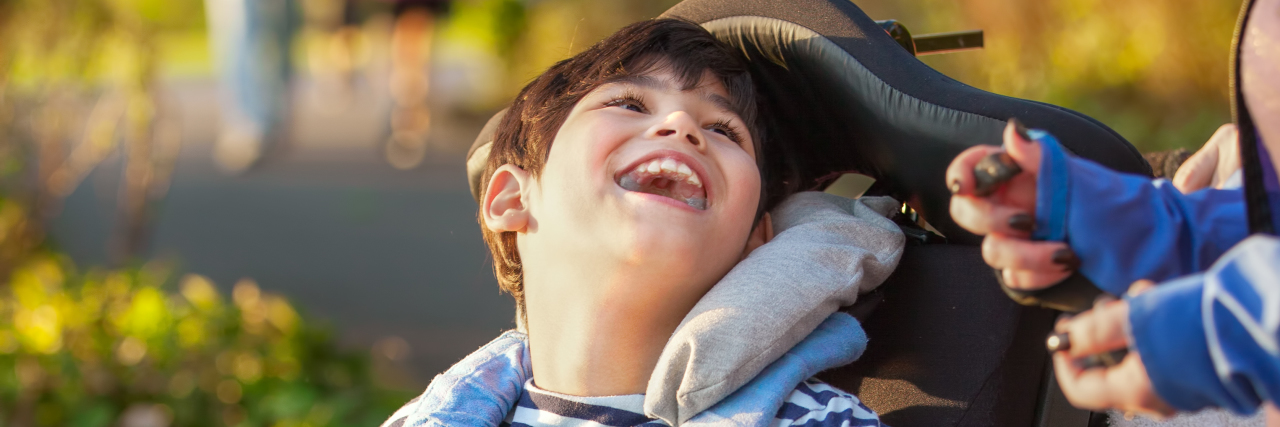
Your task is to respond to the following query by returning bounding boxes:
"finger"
[1053,351,1112,411]
[1212,124,1240,188]
[1206,123,1238,151]
[1126,279,1157,297]
[1056,349,1177,417]
[1055,313,1075,329]
[1002,268,1074,291]
[1003,120,1043,176]
[946,145,1004,195]
[982,234,1073,271]
[1111,352,1178,419]
[1172,140,1219,193]
[949,195,1034,235]
[1060,302,1131,359]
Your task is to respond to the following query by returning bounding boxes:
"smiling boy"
[482,47,766,402]
[385,19,888,426]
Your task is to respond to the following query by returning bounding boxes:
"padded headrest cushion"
[467,108,506,202]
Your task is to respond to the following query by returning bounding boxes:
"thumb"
[1127,279,1157,297]
[1003,119,1043,175]
[1173,141,1219,193]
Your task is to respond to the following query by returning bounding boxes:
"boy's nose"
[655,129,701,147]
[651,111,705,150]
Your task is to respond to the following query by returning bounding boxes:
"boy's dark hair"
[479,18,765,318]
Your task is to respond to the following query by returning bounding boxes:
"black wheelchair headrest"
[467,0,1151,245]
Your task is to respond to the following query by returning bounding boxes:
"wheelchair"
[467,0,1152,424]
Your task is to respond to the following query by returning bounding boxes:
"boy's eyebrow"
[611,74,742,117]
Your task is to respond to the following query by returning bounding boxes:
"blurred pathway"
[50,77,513,388]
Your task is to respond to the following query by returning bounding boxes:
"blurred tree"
[0,0,203,264]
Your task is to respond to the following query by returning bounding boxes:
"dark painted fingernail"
[972,152,1023,197]
[1052,248,1081,270]
[1009,117,1033,142]
[949,180,961,195]
[1008,213,1034,232]
[1046,332,1071,352]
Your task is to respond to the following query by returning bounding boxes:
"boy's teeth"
[660,159,678,173]
[616,157,707,210]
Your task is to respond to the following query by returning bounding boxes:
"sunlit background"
[0,0,1244,425]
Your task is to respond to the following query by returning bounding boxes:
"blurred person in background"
[946,0,1280,421]
[205,0,296,173]
[381,0,451,169]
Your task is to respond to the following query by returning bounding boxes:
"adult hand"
[947,121,1074,290]
[1172,124,1240,193]
[1052,281,1176,419]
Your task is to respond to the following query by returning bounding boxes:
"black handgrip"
[998,271,1132,368]
[997,270,1107,313]
[1079,349,1130,369]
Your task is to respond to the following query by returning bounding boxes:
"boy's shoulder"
[381,330,532,427]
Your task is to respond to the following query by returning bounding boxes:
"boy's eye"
[708,119,743,144]
[604,94,648,113]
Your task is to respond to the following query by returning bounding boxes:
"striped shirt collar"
[504,379,666,426]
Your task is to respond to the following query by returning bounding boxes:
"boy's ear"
[741,212,774,260]
[483,164,532,233]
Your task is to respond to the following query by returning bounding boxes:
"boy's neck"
[523,268,704,397]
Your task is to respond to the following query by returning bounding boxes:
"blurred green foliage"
[0,152,410,426]
[1,0,209,86]
[0,251,411,427]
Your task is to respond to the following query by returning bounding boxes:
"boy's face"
[514,65,761,300]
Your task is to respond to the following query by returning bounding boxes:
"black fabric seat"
[657,1,1151,425]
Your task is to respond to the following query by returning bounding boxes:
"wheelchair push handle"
[875,20,984,56]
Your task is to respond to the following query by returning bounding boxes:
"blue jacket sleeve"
[1031,132,1250,295]
[1128,235,1280,414]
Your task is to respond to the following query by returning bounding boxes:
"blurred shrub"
[0,181,409,426]
[0,247,411,427]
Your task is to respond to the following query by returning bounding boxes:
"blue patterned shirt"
[501,378,883,427]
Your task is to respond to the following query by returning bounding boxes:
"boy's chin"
[621,230,740,274]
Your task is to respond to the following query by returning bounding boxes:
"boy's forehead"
[603,72,739,115]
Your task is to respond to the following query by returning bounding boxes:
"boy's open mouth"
[616,157,708,210]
